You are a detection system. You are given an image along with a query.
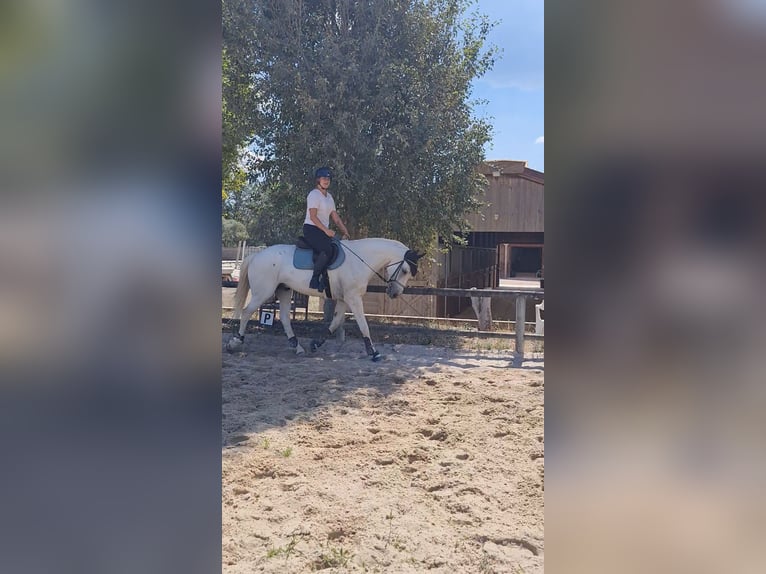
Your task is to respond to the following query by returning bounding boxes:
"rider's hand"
[328,230,336,238]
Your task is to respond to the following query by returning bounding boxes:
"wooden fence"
[223,285,543,365]
[437,246,498,316]
[366,285,542,364]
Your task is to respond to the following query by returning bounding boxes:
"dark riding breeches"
[302,224,332,260]
[303,224,332,291]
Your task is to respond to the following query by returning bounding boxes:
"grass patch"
[265,532,305,561]
[311,545,354,570]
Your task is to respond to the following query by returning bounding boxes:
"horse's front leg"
[278,288,305,354]
[344,295,381,362]
[310,300,348,352]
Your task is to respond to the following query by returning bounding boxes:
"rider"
[303,167,350,291]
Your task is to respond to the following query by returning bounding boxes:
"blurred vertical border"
[0,1,221,572]
[547,1,766,572]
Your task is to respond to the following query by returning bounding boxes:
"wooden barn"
[362,159,544,319]
[464,160,544,280]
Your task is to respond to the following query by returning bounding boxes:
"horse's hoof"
[371,352,382,362]
[295,345,305,355]
[226,338,243,353]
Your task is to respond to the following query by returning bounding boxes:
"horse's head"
[385,249,425,298]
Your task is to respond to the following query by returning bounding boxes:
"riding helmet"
[315,167,332,180]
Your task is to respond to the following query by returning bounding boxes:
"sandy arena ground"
[222,331,544,573]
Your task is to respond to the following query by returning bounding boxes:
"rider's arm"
[330,211,349,238]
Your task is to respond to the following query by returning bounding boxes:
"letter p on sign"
[259,310,274,326]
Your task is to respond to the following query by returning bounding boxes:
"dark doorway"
[510,246,542,277]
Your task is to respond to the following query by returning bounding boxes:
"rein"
[341,242,414,289]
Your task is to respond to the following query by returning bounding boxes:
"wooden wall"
[464,175,544,233]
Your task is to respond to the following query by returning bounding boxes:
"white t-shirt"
[304,188,336,227]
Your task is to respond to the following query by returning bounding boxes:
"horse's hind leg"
[328,300,348,336]
[226,286,274,352]
[310,300,348,352]
[277,286,305,354]
[328,300,347,342]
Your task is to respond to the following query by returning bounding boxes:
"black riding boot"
[310,251,329,292]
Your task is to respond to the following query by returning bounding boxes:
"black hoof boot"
[288,336,298,349]
[310,339,325,352]
[363,336,381,361]
[310,329,332,352]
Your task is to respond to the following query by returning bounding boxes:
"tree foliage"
[222,217,249,246]
[222,1,260,188]
[223,0,496,248]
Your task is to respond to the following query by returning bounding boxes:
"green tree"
[224,0,496,249]
[222,217,249,246]
[222,0,262,196]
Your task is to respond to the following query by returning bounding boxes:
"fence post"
[515,295,526,362]
[470,288,492,331]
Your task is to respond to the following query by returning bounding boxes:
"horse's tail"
[231,254,252,320]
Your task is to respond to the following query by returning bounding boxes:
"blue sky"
[469,0,544,171]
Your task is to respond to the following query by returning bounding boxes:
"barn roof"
[479,160,545,185]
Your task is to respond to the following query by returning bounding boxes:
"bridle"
[384,251,420,290]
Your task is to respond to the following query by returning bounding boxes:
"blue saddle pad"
[292,240,345,271]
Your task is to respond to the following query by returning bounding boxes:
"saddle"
[292,237,345,271]
[293,237,345,298]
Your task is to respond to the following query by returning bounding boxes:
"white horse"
[225,238,424,361]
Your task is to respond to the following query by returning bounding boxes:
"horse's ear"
[416,251,426,260]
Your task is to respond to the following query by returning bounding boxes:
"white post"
[470,288,493,331]
[515,295,526,361]
[242,240,247,264]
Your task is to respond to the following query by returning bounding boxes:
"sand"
[222,331,544,573]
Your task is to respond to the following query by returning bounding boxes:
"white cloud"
[535,136,544,144]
